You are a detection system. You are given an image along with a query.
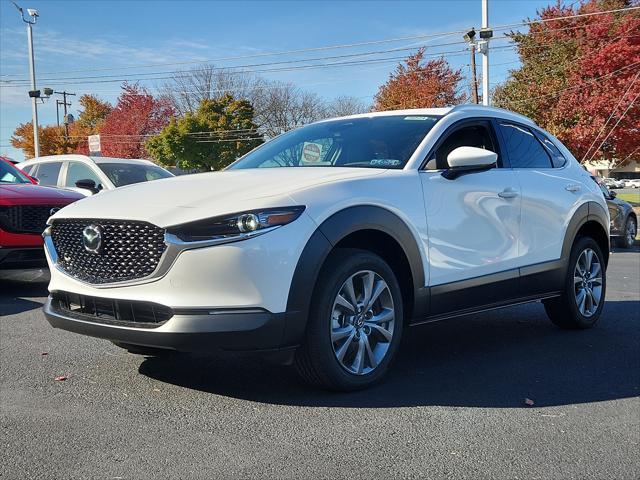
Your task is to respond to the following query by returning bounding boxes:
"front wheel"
[543,236,606,329]
[294,249,404,391]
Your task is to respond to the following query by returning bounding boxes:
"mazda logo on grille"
[82,224,103,254]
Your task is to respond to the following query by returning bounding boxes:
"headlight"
[166,206,305,243]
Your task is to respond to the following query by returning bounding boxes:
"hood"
[0,184,84,205]
[51,167,385,227]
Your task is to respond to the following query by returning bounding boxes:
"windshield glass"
[98,163,173,187]
[229,115,440,170]
[0,161,31,184]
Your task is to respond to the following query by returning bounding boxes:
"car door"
[496,122,580,280]
[420,119,521,315]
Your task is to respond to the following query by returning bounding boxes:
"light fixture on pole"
[12,2,41,157]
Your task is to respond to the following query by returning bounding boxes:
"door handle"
[565,184,581,192]
[498,188,519,199]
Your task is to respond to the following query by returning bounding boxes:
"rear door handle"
[498,188,519,199]
[565,184,581,192]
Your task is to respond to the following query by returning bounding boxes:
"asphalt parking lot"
[1,248,638,479]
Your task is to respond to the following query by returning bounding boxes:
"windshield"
[98,163,173,187]
[0,161,31,184]
[229,115,440,170]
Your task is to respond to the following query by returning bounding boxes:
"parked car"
[42,105,610,391]
[622,179,640,189]
[0,158,84,270]
[602,177,625,189]
[18,154,173,196]
[597,180,637,249]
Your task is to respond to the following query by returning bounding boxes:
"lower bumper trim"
[0,247,46,270]
[44,296,290,353]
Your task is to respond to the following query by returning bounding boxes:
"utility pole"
[12,2,41,157]
[470,44,479,104]
[463,28,479,104]
[481,0,490,106]
[55,91,75,152]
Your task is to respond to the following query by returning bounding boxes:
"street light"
[12,2,41,158]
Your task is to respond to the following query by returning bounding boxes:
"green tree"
[146,94,263,170]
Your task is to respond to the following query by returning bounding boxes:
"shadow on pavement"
[139,299,640,408]
[0,271,49,316]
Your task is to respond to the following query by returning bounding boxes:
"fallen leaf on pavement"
[54,375,68,382]
[41,352,48,356]
[524,398,535,406]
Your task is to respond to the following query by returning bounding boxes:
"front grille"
[50,219,167,284]
[0,205,57,234]
[51,291,173,327]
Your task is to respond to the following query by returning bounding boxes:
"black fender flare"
[561,201,610,265]
[282,205,426,346]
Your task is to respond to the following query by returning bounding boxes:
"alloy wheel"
[626,218,637,247]
[573,248,603,317]
[330,270,395,375]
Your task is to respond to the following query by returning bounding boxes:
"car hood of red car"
[0,184,84,205]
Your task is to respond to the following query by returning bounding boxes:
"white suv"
[43,105,609,391]
[19,154,173,196]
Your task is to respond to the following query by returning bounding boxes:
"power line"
[581,70,640,162]
[584,88,640,164]
[2,5,636,82]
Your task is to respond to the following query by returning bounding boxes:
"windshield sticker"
[370,159,401,167]
[301,142,323,163]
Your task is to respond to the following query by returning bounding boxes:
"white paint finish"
[420,168,521,285]
[52,167,385,227]
[516,161,607,265]
[46,212,317,313]
[447,146,497,168]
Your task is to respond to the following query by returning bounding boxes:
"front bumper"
[44,295,293,353]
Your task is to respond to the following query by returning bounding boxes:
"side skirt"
[410,259,567,326]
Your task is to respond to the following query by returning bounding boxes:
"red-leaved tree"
[494,0,640,165]
[373,49,466,110]
[99,84,175,158]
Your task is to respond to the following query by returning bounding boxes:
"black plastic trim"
[284,205,427,344]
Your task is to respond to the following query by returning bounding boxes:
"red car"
[0,158,84,269]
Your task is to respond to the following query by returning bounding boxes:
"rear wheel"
[294,249,404,391]
[621,216,637,249]
[543,236,606,329]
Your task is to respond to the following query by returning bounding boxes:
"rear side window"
[534,131,567,168]
[22,164,35,175]
[35,162,62,186]
[498,122,552,169]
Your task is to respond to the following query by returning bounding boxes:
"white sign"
[88,134,101,153]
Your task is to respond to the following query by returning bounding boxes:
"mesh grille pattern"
[51,219,166,284]
[0,205,56,234]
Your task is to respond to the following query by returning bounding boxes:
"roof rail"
[448,103,536,126]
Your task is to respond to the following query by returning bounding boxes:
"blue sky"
[0,0,550,161]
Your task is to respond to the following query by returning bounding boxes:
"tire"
[543,236,606,329]
[111,341,178,357]
[294,248,404,391]
[621,216,637,249]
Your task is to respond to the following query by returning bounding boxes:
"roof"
[317,104,537,127]
[21,154,156,166]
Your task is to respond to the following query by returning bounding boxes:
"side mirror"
[75,178,100,194]
[442,146,497,180]
[609,190,617,199]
